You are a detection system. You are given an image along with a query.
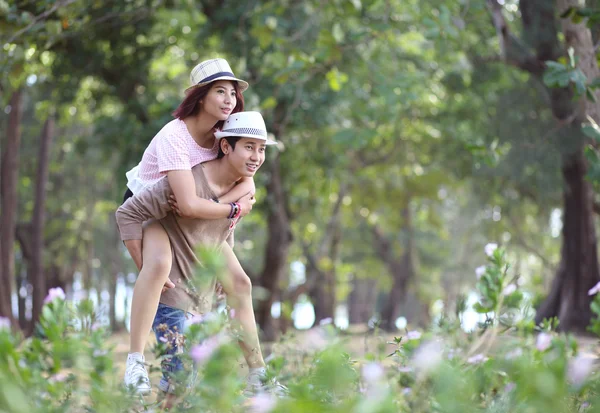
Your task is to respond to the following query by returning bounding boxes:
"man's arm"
[115,179,172,241]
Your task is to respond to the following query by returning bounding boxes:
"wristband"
[232,202,242,220]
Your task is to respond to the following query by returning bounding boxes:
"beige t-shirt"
[115,163,234,314]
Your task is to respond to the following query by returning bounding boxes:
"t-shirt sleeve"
[156,132,191,173]
[115,178,172,240]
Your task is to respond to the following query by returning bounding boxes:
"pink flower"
[229,308,236,319]
[536,333,552,352]
[406,330,422,340]
[362,362,384,383]
[44,287,66,304]
[568,355,594,388]
[467,353,488,364]
[502,284,517,296]
[588,281,600,296]
[475,266,486,280]
[484,243,498,257]
[248,392,277,413]
[0,317,10,330]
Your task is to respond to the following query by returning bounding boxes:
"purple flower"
[467,353,488,364]
[248,392,277,413]
[406,330,422,340]
[589,281,600,296]
[398,366,414,373]
[49,372,69,383]
[44,287,66,304]
[229,308,236,319]
[504,382,516,393]
[0,317,10,330]
[504,348,523,360]
[362,362,384,383]
[412,340,443,373]
[189,334,228,364]
[475,266,486,280]
[402,387,412,396]
[568,355,594,388]
[159,336,168,343]
[484,243,498,257]
[536,333,552,352]
[188,314,204,325]
[502,283,517,296]
[319,317,333,326]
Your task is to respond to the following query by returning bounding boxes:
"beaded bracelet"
[232,202,242,220]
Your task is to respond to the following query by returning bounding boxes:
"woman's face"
[201,80,237,121]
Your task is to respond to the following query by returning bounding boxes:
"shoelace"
[127,361,150,384]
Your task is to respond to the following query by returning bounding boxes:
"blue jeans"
[152,303,194,393]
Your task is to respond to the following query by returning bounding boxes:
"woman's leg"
[129,221,173,354]
[218,242,265,369]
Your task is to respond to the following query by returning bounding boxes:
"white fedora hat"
[185,58,249,93]
[215,111,277,145]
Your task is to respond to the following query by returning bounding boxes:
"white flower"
[568,355,594,388]
[362,362,384,383]
[536,333,552,352]
[475,265,486,280]
[398,366,414,373]
[0,317,10,330]
[484,243,498,257]
[406,330,422,340]
[502,283,517,296]
[467,353,488,364]
[589,281,600,296]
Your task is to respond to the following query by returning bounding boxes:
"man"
[115,111,283,397]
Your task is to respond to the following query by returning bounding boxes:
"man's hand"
[124,239,143,271]
[237,192,256,217]
[162,279,175,293]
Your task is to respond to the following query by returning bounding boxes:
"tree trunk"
[29,115,55,330]
[532,0,600,331]
[0,89,23,324]
[348,276,378,325]
[257,153,292,341]
[377,204,415,331]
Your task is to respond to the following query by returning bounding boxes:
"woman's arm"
[167,170,254,218]
[218,176,255,204]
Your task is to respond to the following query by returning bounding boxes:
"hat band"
[221,127,267,137]
[197,71,237,85]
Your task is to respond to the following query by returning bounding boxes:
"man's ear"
[220,138,230,155]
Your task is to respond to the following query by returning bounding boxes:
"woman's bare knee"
[141,221,172,279]
[233,272,252,296]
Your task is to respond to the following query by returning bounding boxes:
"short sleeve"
[156,133,191,173]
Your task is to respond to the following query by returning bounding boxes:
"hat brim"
[214,131,278,145]
[185,76,249,93]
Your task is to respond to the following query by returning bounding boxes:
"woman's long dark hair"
[172,81,245,130]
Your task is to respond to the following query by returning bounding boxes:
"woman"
[122,58,255,394]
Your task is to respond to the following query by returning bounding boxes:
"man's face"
[226,137,266,177]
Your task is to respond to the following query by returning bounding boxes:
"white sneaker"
[124,353,152,395]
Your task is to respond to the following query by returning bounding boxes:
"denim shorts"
[152,303,195,393]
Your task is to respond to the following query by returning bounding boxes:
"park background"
[3,1,600,412]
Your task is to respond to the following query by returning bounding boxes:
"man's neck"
[202,159,242,196]
[183,113,218,149]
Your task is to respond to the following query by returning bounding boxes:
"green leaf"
[582,124,600,142]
